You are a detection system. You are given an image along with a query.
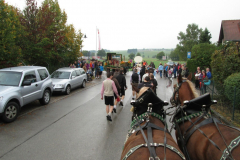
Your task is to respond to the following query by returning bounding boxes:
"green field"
[110,50,186,68]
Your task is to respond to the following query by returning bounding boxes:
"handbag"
[203,80,211,86]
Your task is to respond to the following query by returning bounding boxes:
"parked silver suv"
[51,68,87,95]
[0,66,53,123]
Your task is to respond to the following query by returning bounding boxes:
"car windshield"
[51,71,70,79]
[0,71,22,86]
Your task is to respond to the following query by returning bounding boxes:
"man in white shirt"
[142,70,149,82]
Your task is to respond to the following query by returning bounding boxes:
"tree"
[0,1,24,68]
[97,49,106,58]
[176,23,201,60]
[199,28,212,44]
[156,51,165,60]
[38,0,70,67]
[63,24,83,64]
[174,24,212,61]
[19,0,40,65]
[82,51,89,56]
[136,52,141,56]
[191,43,216,68]
[169,50,179,61]
[18,0,84,71]
[128,53,135,59]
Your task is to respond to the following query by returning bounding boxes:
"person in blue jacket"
[206,68,212,79]
[99,63,104,79]
[158,63,163,78]
[165,65,169,78]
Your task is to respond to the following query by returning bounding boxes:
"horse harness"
[171,84,240,160]
[122,104,186,160]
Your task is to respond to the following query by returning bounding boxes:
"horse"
[121,87,185,160]
[170,73,240,160]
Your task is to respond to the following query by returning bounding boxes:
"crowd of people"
[194,67,212,93]
[132,61,213,97]
[69,59,104,80]
[99,60,212,122]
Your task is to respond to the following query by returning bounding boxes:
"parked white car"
[51,68,87,95]
[0,66,53,123]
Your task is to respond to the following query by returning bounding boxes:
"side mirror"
[72,76,76,79]
[22,80,32,86]
[163,101,169,106]
[183,100,189,105]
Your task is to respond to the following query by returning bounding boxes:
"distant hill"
[109,49,173,60]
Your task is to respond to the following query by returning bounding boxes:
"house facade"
[218,20,240,44]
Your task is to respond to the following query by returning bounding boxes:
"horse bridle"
[122,103,186,160]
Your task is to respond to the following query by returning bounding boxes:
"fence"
[200,80,240,122]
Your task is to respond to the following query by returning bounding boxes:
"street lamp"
[88,51,90,60]
[80,34,87,59]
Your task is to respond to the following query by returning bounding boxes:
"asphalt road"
[0,71,178,160]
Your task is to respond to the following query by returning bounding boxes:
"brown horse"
[170,74,240,160]
[121,87,185,160]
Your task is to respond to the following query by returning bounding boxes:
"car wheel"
[1,102,19,123]
[65,85,71,95]
[39,89,51,105]
[81,80,86,88]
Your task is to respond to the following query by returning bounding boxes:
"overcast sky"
[4,0,240,50]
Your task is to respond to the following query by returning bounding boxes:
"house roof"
[218,20,240,43]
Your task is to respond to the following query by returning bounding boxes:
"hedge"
[211,42,240,94]
[224,73,240,109]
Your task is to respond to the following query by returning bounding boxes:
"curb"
[211,109,235,127]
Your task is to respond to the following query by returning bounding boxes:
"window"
[51,71,70,79]
[24,71,37,83]
[71,71,76,78]
[0,71,22,86]
[75,70,81,76]
[38,69,49,80]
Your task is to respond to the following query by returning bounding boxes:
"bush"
[224,73,240,109]
[191,43,216,68]
[211,42,240,93]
